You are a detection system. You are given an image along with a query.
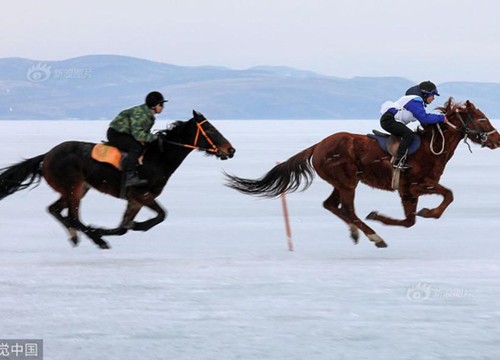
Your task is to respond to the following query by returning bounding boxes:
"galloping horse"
[225,98,500,248]
[0,111,235,249]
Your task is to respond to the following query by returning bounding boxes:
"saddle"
[91,143,144,171]
[367,130,421,156]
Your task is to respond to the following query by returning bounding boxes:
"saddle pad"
[91,144,122,170]
[367,132,421,156]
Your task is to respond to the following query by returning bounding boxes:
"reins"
[430,124,446,155]
[161,120,219,153]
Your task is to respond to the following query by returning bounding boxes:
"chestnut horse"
[225,98,500,248]
[0,111,235,249]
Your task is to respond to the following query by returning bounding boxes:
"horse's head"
[159,110,235,160]
[438,97,500,149]
[190,110,235,160]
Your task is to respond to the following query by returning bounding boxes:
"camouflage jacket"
[109,104,158,142]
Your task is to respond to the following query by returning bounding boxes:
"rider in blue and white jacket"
[379,81,446,170]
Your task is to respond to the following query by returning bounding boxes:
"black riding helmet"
[419,81,440,97]
[145,91,168,108]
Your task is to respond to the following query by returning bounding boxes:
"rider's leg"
[380,111,413,170]
[107,128,147,187]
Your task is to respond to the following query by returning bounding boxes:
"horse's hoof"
[375,241,388,248]
[98,242,111,250]
[366,211,378,220]
[69,236,79,247]
[348,224,359,244]
[417,208,429,217]
[367,233,387,248]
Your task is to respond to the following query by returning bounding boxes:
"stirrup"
[125,176,148,187]
[392,161,412,171]
[392,155,411,171]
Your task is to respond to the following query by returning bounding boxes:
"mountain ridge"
[1,55,499,120]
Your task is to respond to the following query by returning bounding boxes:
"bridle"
[158,119,220,153]
[445,107,498,148]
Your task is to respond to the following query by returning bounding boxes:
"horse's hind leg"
[48,187,92,246]
[48,197,79,246]
[64,185,110,249]
[67,205,111,249]
[323,189,360,243]
[323,187,388,248]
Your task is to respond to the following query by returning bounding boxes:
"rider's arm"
[129,106,158,143]
[404,98,445,125]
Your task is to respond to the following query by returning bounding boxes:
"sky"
[2,0,500,83]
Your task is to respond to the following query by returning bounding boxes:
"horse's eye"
[204,128,216,135]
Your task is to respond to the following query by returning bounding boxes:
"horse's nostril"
[228,147,236,155]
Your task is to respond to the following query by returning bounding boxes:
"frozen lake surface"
[1,119,499,360]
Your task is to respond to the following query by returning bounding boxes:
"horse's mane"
[436,97,463,116]
[162,120,190,139]
[147,120,192,155]
[153,119,194,143]
[416,97,463,136]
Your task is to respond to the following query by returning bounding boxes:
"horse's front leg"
[366,193,419,227]
[129,200,167,231]
[91,201,142,237]
[96,198,166,236]
[415,183,454,219]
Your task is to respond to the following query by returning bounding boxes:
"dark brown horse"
[0,111,235,249]
[225,98,500,248]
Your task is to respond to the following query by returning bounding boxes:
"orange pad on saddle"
[91,144,123,170]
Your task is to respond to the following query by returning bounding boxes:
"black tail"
[224,145,316,198]
[0,154,45,200]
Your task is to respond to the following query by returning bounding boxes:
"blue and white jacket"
[380,95,445,126]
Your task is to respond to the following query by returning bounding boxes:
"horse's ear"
[192,110,205,120]
[444,97,454,109]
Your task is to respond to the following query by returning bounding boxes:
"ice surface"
[1,119,499,360]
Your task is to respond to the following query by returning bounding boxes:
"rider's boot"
[124,171,148,187]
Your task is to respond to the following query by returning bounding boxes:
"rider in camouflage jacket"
[109,104,158,143]
[107,91,167,187]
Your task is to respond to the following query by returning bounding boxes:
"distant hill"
[1,55,499,120]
